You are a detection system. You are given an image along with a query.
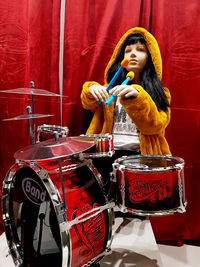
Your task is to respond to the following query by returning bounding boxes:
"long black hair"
[107,34,169,111]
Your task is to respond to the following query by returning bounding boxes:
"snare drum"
[81,134,114,158]
[112,155,186,216]
[37,124,69,141]
[2,157,114,266]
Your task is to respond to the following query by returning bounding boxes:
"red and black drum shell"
[114,155,185,215]
[116,168,183,212]
[2,157,111,267]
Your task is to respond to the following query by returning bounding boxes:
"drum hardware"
[2,157,113,266]
[2,110,54,145]
[178,168,186,213]
[58,156,68,211]
[14,136,95,161]
[52,130,68,212]
[78,134,115,200]
[1,81,67,144]
[30,81,36,145]
[112,155,186,217]
[0,83,67,97]
[2,113,54,121]
[55,203,66,217]
[80,134,115,158]
[37,168,49,180]
[37,124,69,142]
[113,164,127,213]
[27,105,35,145]
[37,213,45,255]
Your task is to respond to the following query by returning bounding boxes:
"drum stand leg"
[58,158,68,211]
[37,213,45,255]
[54,131,67,211]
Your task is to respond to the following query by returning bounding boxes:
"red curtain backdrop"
[150,0,200,244]
[0,0,200,245]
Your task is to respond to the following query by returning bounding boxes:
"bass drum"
[2,157,114,267]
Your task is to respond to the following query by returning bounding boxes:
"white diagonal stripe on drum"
[60,202,115,231]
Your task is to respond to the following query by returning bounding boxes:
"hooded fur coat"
[81,27,171,155]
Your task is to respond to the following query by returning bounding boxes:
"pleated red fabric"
[0,0,200,245]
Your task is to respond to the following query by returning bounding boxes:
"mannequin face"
[124,42,148,75]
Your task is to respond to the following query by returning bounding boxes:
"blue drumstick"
[105,71,135,106]
[98,57,130,104]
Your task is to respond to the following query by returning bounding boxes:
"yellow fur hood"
[104,27,162,83]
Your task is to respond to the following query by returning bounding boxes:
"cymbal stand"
[54,131,68,211]
[26,81,38,145]
[26,106,35,145]
[30,81,36,143]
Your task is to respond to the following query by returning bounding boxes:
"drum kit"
[1,85,187,267]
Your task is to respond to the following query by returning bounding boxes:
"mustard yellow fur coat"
[81,27,171,155]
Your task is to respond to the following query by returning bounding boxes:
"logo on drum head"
[22,178,46,205]
[129,176,171,202]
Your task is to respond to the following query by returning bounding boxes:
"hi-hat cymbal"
[0,88,68,97]
[2,114,54,121]
[14,136,95,161]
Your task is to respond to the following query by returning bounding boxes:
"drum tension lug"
[110,172,116,183]
[55,203,66,216]
[38,169,48,179]
[106,247,112,253]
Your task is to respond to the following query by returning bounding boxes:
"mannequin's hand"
[89,85,109,102]
[109,85,138,98]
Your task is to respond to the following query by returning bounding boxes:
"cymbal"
[14,136,95,161]
[0,88,67,97]
[2,114,54,121]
